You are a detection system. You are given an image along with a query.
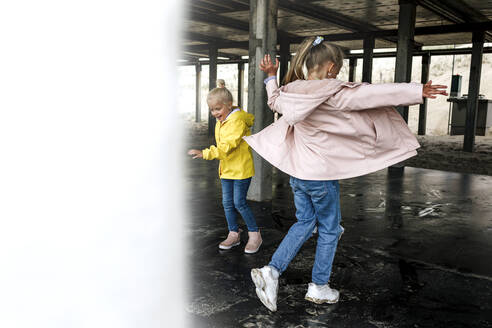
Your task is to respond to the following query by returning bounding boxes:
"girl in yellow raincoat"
[188,87,262,254]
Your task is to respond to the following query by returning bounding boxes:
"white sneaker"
[251,266,279,312]
[305,283,339,304]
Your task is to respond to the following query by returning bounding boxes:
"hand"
[259,54,279,77]
[187,149,203,159]
[423,80,448,99]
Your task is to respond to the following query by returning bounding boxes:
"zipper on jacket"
[217,122,222,176]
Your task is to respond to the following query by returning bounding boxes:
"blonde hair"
[207,87,233,105]
[284,37,344,84]
[216,79,226,88]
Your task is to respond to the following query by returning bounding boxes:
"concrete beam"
[278,0,401,46]
[190,11,249,32]
[417,0,492,42]
[184,21,492,52]
[346,47,492,59]
[178,46,492,66]
[178,59,249,66]
[192,0,249,12]
[186,41,249,52]
[183,48,242,60]
[186,32,232,44]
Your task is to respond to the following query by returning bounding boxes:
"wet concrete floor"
[185,137,492,328]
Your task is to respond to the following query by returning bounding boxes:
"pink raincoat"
[243,79,423,180]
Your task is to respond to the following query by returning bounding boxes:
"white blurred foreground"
[0,1,185,327]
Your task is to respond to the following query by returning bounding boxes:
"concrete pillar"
[195,63,201,123]
[418,53,430,135]
[349,57,357,82]
[208,46,218,137]
[247,0,277,201]
[464,31,485,152]
[362,36,375,83]
[238,62,244,108]
[279,36,290,85]
[394,0,416,122]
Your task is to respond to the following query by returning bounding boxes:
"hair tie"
[312,36,324,47]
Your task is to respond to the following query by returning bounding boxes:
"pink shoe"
[219,229,242,250]
[244,231,262,254]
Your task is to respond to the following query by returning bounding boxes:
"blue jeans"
[269,177,342,285]
[221,178,258,232]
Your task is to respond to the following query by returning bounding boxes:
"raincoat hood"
[273,79,358,126]
[227,108,254,127]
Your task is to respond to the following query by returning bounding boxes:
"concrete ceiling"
[183,0,492,60]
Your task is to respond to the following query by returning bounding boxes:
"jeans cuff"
[268,265,280,279]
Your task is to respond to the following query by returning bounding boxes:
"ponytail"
[283,37,316,85]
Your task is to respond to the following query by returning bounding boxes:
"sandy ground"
[185,120,492,176]
[405,135,492,176]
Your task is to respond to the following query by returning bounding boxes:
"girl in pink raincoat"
[247,36,447,312]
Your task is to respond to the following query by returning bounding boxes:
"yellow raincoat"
[202,109,255,179]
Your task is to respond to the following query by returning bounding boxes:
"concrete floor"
[185,137,492,328]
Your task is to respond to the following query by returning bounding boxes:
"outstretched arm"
[328,81,448,111]
[423,80,448,98]
[192,120,248,161]
[187,149,203,159]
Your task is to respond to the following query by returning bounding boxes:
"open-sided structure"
[181,0,492,200]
